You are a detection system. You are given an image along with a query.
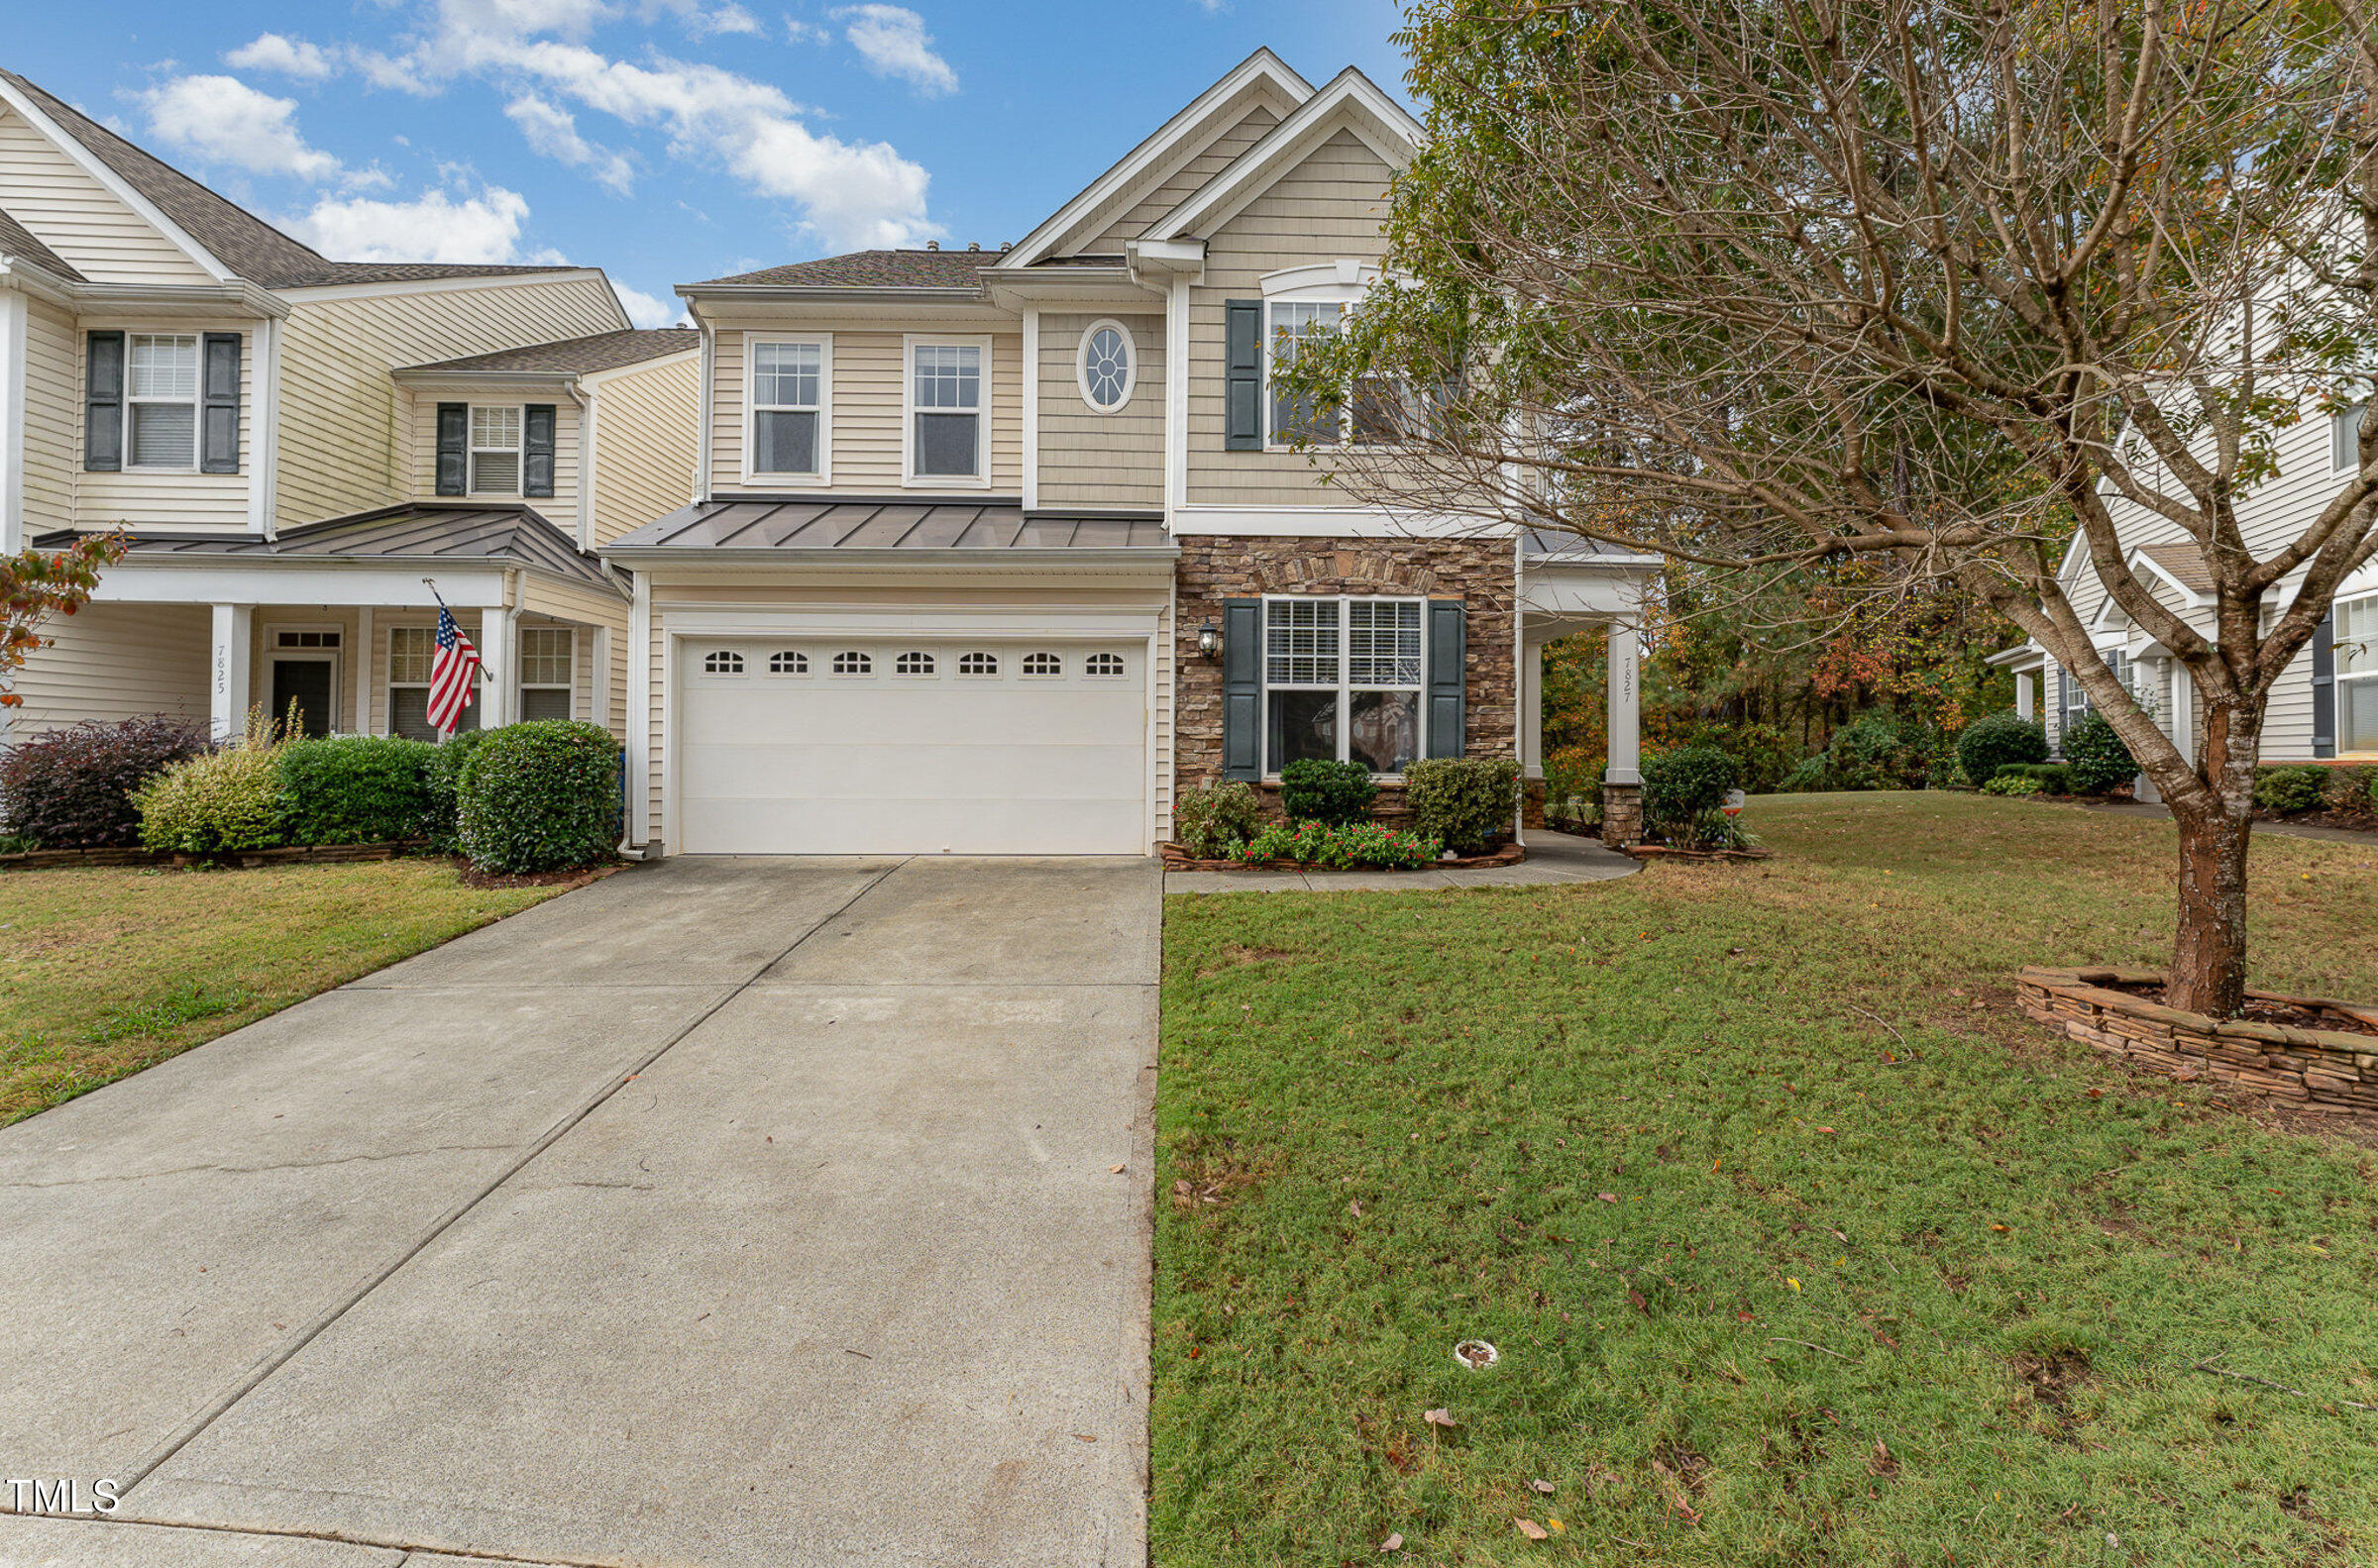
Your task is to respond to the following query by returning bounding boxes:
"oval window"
[1077,321,1135,411]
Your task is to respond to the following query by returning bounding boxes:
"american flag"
[427,605,482,737]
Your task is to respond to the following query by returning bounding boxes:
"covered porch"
[1516,531,1663,847]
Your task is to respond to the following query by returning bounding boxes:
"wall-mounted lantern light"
[1196,622,1222,661]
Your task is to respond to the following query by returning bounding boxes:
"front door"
[270,659,335,739]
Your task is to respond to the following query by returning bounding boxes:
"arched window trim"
[957,652,1000,677]
[1022,652,1064,678]
[894,650,937,677]
[767,650,810,676]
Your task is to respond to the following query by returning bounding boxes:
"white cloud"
[225,35,340,80]
[280,184,552,262]
[505,93,635,193]
[834,5,956,97]
[693,3,764,35]
[613,282,689,327]
[783,15,830,44]
[135,75,342,181]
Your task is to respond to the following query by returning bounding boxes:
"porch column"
[209,603,254,743]
[2015,670,2035,721]
[1601,618,1644,847]
[352,606,374,736]
[481,606,519,727]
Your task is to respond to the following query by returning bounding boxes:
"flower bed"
[1160,839,1524,873]
[2018,966,2378,1115]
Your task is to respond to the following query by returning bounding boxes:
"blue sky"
[6,1,1412,326]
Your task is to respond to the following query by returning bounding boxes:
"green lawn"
[1155,792,2378,1566]
[0,860,567,1125]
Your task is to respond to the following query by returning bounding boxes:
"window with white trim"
[1263,597,1424,776]
[2057,649,2127,737]
[1085,653,1127,678]
[389,624,480,741]
[958,652,998,677]
[768,650,810,676]
[1022,652,1062,678]
[1077,321,1134,411]
[1266,302,1341,448]
[832,651,873,676]
[2339,593,2378,753]
[470,406,523,495]
[910,342,984,480]
[2335,402,2367,473]
[127,334,199,470]
[703,650,746,675]
[895,651,936,676]
[518,626,574,721]
[752,340,825,477]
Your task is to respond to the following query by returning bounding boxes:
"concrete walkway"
[1164,826,1642,894]
[0,856,1160,1568]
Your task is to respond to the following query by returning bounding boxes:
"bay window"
[1262,596,1424,775]
[908,339,985,482]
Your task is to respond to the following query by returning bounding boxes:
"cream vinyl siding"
[1185,129,1395,508]
[1091,104,1281,253]
[274,277,625,532]
[591,354,700,544]
[75,323,255,532]
[0,108,214,285]
[406,394,582,515]
[710,329,1024,495]
[20,296,77,533]
[8,603,209,735]
[519,575,632,734]
[1038,312,1163,509]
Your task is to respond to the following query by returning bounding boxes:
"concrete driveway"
[0,856,1160,1568]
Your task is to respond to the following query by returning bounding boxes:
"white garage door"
[676,637,1148,855]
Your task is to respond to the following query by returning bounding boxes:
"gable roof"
[2136,541,2216,597]
[692,249,997,290]
[0,69,584,291]
[401,328,701,376]
[0,204,79,280]
[1140,66,1422,244]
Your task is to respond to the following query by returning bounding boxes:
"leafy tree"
[1,533,126,707]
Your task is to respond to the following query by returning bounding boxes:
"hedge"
[1955,712,2048,786]
[1402,756,1521,853]
[0,715,206,848]
[1642,746,1738,832]
[135,744,285,855]
[2060,714,2137,795]
[275,735,437,846]
[456,720,621,874]
[1279,758,1376,825]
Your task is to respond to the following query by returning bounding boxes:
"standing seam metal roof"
[603,497,1172,553]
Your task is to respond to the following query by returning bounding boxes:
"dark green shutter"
[1221,597,1263,780]
[1224,300,1263,451]
[523,403,556,498]
[2313,610,2337,758]
[1427,600,1466,758]
[84,331,124,471]
[435,402,468,496]
[199,332,241,473]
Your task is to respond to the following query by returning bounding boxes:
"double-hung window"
[127,334,200,470]
[751,338,826,478]
[1262,596,1424,776]
[909,340,985,482]
[388,625,479,741]
[2335,402,2367,473]
[2339,593,2378,753]
[1266,302,1341,448]
[470,406,523,495]
[517,627,574,721]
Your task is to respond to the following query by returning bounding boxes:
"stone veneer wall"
[1171,535,1517,811]
[2019,967,2378,1115]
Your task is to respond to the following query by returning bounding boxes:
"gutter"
[101,547,629,598]
[0,264,285,318]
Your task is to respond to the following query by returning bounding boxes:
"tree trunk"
[2165,794,2252,1018]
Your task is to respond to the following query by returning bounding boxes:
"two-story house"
[603,50,1658,857]
[0,68,699,745]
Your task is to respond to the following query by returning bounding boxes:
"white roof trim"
[2125,545,2210,607]
[0,78,234,284]
[1142,68,1423,244]
[998,49,1314,268]
[272,267,621,311]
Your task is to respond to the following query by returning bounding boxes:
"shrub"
[1403,756,1522,853]
[275,735,437,846]
[2254,766,2331,815]
[1824,712,1939,791]
[456,721,621,874]
[1543,745,1604,813]
[0,715,207,848]
[2324,765,2378,812]
[1779,757,1836,793]
[1174,781,1266,857]
[2060,714,2137,795]
[1995,762,2073,793]
[1230,818,1441,870]
[1983,773,2044,797]
[1278,758,1376,825]
[1956,712,2049,787]
[1544,795,1599,834]
[420,729,494,854]
[135,743,285,855]
[1642,745,1738,833]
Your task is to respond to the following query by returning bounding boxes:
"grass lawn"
[0,860,568,1125]
[1156,792,2378,1566]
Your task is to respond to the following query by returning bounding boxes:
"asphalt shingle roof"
[62,504,618,590]
[2138,541,2216,595]
[693,249,1000,290]
[0,204,79,279]
[605,497,1172,553]
[403,328,701,376]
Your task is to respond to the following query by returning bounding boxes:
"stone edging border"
[0,841,420,871]
[1158,841,1526,874]
[2017,966,2378,1115]
[1624,845,1775,864]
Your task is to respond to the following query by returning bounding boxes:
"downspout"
[694,315,714,501]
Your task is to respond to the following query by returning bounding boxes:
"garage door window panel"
[832,651,874,677]
[703,650,746,676]
[768,651,810,676]
[958,652,999,677]
[1023,652,1063,678]
[1263,597,1424,776]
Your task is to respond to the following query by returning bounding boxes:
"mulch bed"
[1,841,421,871]
[454,860,625,891]
[2258,806,2378,834]
[1159,841,1525,873]
[2096,978,2378,1040]
[1624,844,1775,864]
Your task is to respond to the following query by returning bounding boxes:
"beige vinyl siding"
[1038,313,1163,509]
[406,394,582,518]
[1092,104,1281,252]
[517,576,630,736]
[76,322,255,532]
[20,297,76,533]
[1185,129,1395,508]
[274,277,625,531]
[0,108,214,285]
[590,354,699,543]
[710,329,1025,496]
[8,602,209,735]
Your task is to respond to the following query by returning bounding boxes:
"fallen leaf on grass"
[1597,1192,1618,1202]
[1351,1199,1363,1217]
[1869,1438,1899,1478]
[1516,1518,1550,1540]
[1423,1408,1458,1429]
[1378,1534,1403,1553]
[1529,1478,1556,1494]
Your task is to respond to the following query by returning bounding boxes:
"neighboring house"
[1990,397,2369,777]
[0,68,700,744]
[605,50,1659,857]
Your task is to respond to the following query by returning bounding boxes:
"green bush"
[1174,781,1266,857]
[1982,773,2044,797]
[1994,762,2073,793]
[1278,758,1376,825]
[2254,766,2331,815]
[1642,745,1738,833]
[1667,721,1796,795]
[1956,712,2049,787]
[421,729,494,854]
[135,744,285,854]
[1402,756,1521,853]
[1779,757,1836,793]
[2324,765,2377,811]
[1824,712,1939,791]
[275,735,437,846]
[456,721,621,874]
[2060,714,2137,795]
[1230,818,1441,870]
[1543,745,1604,812]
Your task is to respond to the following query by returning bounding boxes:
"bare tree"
[1291,0,2378,1016]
